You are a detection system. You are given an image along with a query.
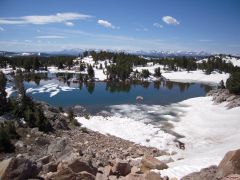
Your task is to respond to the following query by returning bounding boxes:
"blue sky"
[0,0,240,54]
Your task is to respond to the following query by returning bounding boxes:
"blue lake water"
[19,74,213,112]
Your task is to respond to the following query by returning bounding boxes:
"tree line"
[0,56,76,71]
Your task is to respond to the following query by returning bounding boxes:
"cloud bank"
[0,13,92,25]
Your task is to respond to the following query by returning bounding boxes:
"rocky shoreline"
[207,89,240,108]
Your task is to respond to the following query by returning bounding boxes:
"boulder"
[0,157,39,180]
[140,156,168,172]
[67,159,97,175]
[222,174,240,180]
[112,159,131,176]
[47,138,73,161]
[215,149,240,179]
[181,165,217,180]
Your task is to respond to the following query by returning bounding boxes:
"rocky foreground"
[0,126,169,180]
[0,102,170,180]
[1,123,240,180]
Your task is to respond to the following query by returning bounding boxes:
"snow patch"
[76,115,176,151]
[26,83,76,97]
[162,70,229,85]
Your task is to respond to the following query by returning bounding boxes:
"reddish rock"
[215,149,240,179]
[222,174,240,180]
[141,155,168,172]
[67,159,97,175]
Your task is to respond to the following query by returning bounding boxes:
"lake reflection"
[18,73,213,112]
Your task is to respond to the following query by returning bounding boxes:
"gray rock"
[226,95,236,102]
[47,138,73,161]
[0,157,40,180]
[112,159,131,176]
[35,137,50,146]
[226,98,240,109]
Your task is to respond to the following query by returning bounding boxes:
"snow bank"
[76,115,176,151]
[134,64,229,84]
[160,96,240,178]
[26,83,76,97]
[162,70,229,85]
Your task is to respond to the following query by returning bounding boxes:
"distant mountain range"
[0,49,232,58]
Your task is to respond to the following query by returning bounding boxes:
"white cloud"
[97,19,118,29]
[153,23,163,28]
[24,40,32,43]
[0,13,92,25]
[0,27,4,31]
[36,35,65,39]
[162,16,180,25]
[65,22,74,26]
